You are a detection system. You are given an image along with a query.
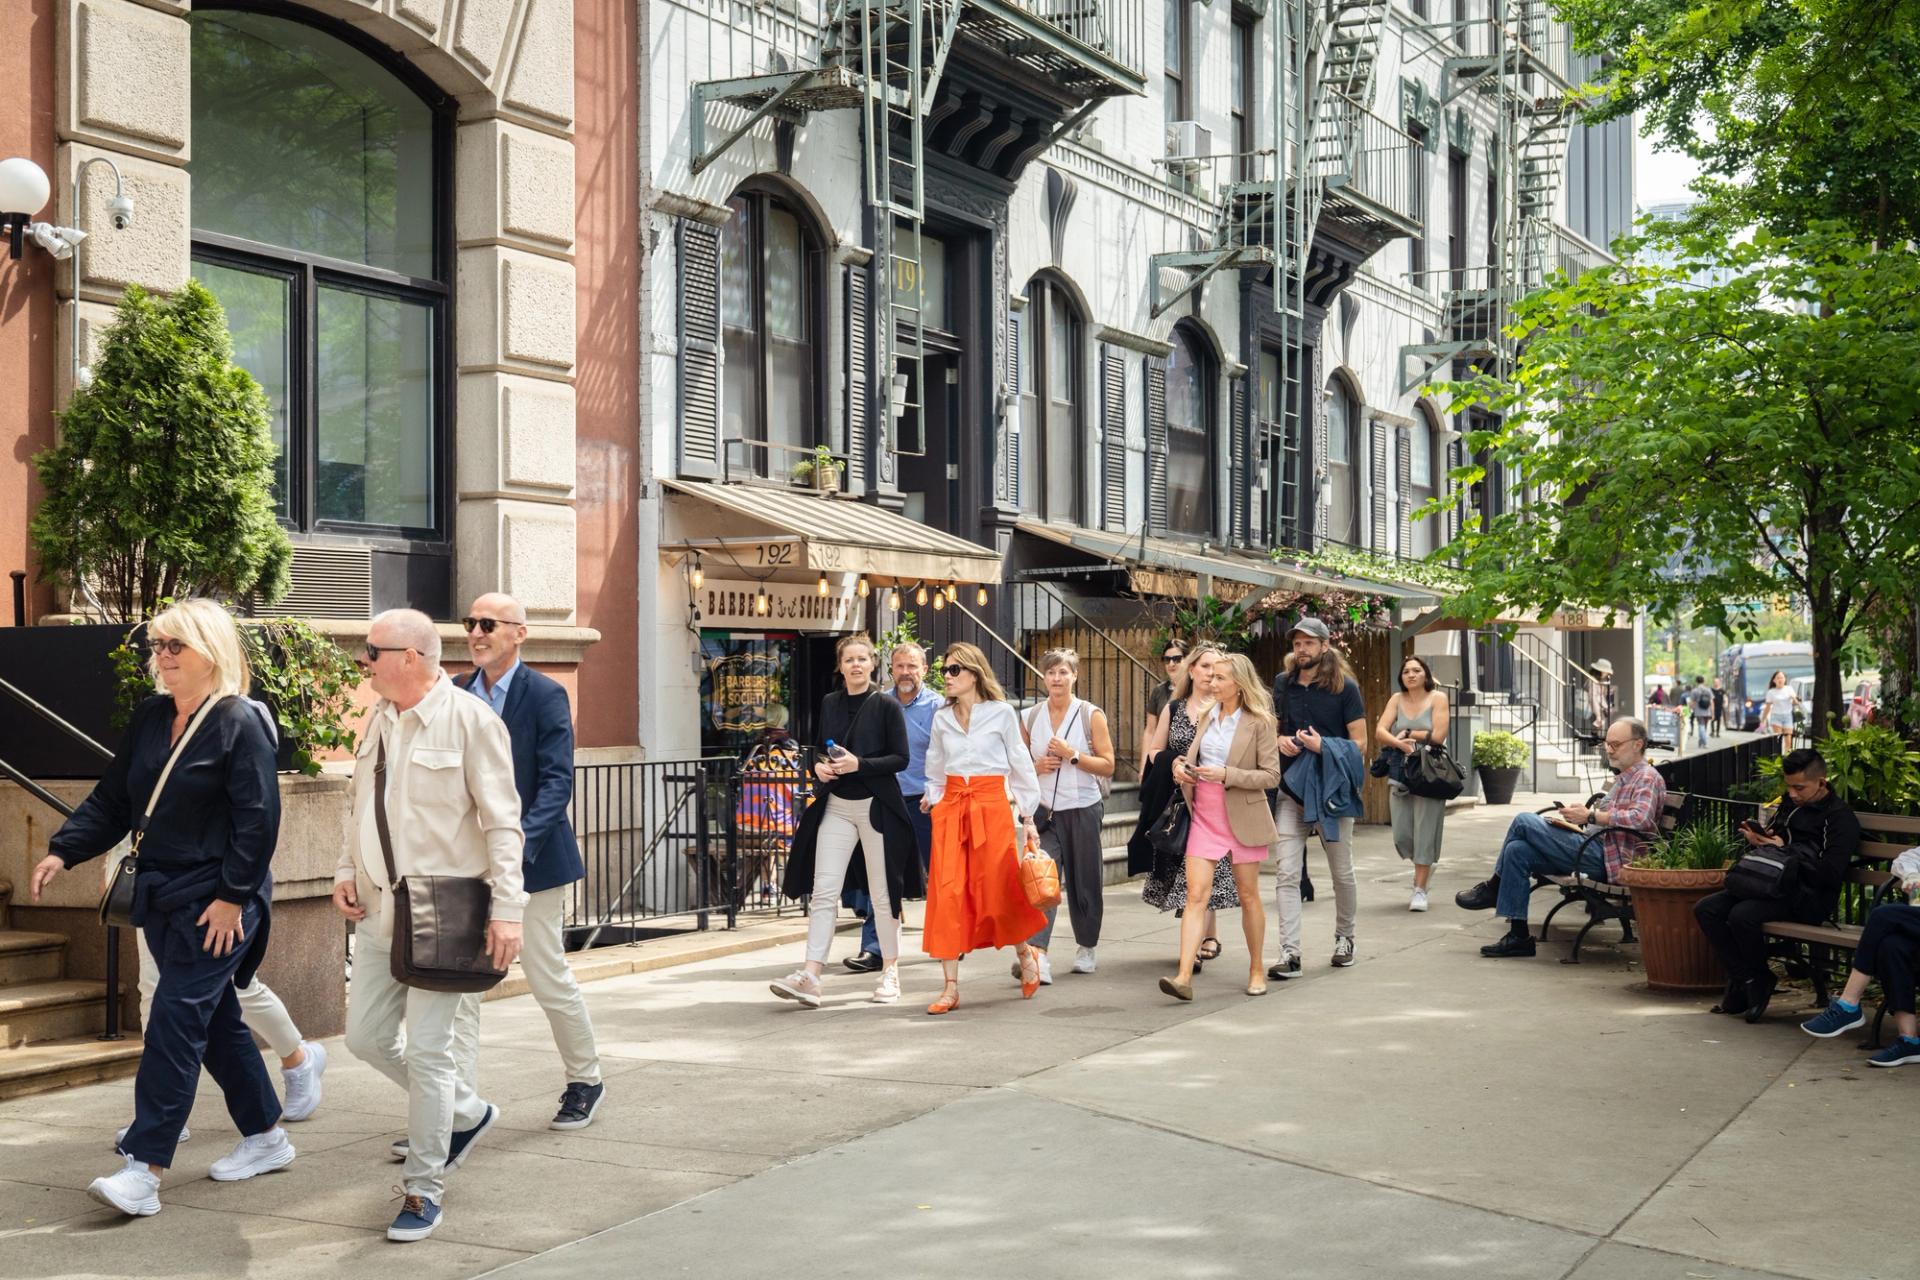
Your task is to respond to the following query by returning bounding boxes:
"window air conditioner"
[1165,121,1211,175]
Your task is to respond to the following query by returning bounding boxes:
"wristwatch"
[1069,752,1081,767]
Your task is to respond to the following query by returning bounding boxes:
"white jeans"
[450,885,601,1088]
[1273,797,1358,957]
[807,795,899,965]
[344,928,488,1203]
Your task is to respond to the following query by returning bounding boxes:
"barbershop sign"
[699,579,865,633]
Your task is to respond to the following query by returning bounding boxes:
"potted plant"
[791,445,844,492]
[1471,731,1530,804]
[0,282,292,777]
[1618,819,1739,992]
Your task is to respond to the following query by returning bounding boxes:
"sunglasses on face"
[1163,654,1186,664]
[942,664,966,677]
[463,616,517,635]
[151,638,189,657]
[363,643,408,663]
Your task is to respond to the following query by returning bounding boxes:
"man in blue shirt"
[844,641,941,973]
[448,592,605,1131]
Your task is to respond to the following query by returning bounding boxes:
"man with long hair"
[1269,618,1369,979]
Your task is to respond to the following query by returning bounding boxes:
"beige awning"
[664,480,1002,584]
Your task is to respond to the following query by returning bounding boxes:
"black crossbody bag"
[99,696,226,929]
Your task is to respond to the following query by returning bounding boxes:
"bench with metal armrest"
[1531,791,1689,964]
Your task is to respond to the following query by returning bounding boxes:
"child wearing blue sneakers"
[1801,848,1920,1068]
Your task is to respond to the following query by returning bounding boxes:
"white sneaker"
[115,1123,189,1149]
[88,1154,161,1217]
[209,1128,296,1182]
[280,1042,327,1122]
[1073,947,1097,974]
[1010,953,1055,984]
[1410,888,1430,913]
[770,969,823,1008]
[871,967,900,1004]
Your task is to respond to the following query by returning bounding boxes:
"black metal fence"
[1657,733,1782,801]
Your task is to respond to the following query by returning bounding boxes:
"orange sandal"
[926,983,961,1015]
[1018,949,1041,999]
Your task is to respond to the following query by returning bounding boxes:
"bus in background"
[1718,641,1815,730]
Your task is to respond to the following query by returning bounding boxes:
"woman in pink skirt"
[1161,653,1281,1000]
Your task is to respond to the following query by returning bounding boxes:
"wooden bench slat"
[1763,922,1863,947]
[1545,874,1629,896]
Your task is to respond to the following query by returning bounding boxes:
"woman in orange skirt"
[919,642,1045,1015]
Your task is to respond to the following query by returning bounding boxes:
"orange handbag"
[1019,836,1061,911]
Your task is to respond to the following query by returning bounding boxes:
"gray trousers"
[1027,802,1106,951]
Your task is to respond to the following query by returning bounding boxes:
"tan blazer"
[1180,704,1282,848]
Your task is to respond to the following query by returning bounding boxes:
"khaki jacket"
[1181,704,1282,848]
[335,673,527,940]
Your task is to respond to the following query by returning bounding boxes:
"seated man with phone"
[1694,748,1861,1022]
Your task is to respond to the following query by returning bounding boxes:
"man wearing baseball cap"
[1268,617,1369,979]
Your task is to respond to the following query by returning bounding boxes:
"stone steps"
[0,1034,143,1101]
[0,977,119,1047]
[0,876,141,1098]
[0,930,68,988]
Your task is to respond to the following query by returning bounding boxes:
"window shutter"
[1100,346,1127,532]
[1396,426,1413,553]
[1446,435,1464,542]
[1369,417,1389,550]
[845,263,870,494]
[1311,385,1329,548]
[677,219,722,481]
[1229,375,1247,545]
[1007,309,1023,511]
[1145,359,1169,535]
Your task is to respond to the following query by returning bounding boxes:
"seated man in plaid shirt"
[1456,717,1668,957]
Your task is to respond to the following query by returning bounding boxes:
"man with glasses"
[448,594,605,1129]
[1455,716,1667,958]
[1139,638,1188,782]
[334,609,525,1242]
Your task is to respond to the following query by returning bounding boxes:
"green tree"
[1439,223,1920,738]
[31,281,293,622]
[1558,0,1920,243]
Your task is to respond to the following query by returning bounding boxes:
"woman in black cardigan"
[773,634,926,1008]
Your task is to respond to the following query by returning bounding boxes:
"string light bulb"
[755,590,770,616]
[857,577,870,598]
[887,588,902,611]
[931,590,945,611]
[915,584,929,607]
[817,573,830,596]
[946,583,959,602]
[976,586,989,607]
[690,560,704,591]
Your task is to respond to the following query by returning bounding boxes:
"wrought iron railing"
[995,0,1146,79]
[1322,93,1423,231]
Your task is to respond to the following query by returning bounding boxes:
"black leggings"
[1854,904,1920,1015]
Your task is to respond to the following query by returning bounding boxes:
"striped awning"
[664,480,1003,584]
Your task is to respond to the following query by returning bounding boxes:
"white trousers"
[807,795,899,965]
[1273,797,1358,956]
[449,885,602,1089]
[344,927,488,1203]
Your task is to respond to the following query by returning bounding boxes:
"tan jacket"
[335,672,527,940]
[1181,704,1282,848]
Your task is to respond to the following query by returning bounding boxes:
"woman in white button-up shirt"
[919,642,1044,1014]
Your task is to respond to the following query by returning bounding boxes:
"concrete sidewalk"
[0,796,1904,1280]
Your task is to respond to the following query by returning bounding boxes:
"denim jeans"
[1494,811,1606,920]
[853,797,933,954]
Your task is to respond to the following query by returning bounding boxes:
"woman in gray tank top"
[1374,656,1450,911]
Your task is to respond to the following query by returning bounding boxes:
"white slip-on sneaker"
[770,969,823,1008]
[209,1128,296,1182]
[115,1123,189,1149]
[871,967,900,1004]
[1073,947,1097,974]
[88,1154,161,1217]
[1410,888,1430,912]
[280,1041,327,1122]
[1038,953,1054,985]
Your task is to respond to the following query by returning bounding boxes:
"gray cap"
[1288,616,1331,642]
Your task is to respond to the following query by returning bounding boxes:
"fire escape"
[1398,0,1575,394]
[689,0,1144,455]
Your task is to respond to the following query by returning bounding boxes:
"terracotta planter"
[1477,765,1523,805]
[1617,865,1728,992]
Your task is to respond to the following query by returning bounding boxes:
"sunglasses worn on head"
[151,638,189,657]
[463,616,518,634]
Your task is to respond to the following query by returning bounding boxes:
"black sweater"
[50,694,281,906]
[817,687,908,799]
[1765,789,1862,904]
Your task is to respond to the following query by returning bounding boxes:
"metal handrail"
[1033,583,1157,683]
[946,595,1046,684]
[0,676,114,760]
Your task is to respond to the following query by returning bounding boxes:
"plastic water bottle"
[824,738,850,763]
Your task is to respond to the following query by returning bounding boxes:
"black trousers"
[1694,888,1821,984]
[121,896,281,1167]
[1854,903,1920,1015]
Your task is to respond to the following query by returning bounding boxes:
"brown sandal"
[1197,937,1223,962]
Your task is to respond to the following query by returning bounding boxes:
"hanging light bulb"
[887,588,902,611]
[817,573,830,596]
[755,589,770,616]
[689,559,704,591]
[932,590,946,611]
[976,585,989,607]
[857,577,870,598]
[915,584,929,607]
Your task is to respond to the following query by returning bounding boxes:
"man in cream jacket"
[333,609,526,1243]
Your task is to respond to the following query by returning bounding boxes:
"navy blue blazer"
[454,664,585,894]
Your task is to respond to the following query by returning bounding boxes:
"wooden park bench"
[1534,790,1690,964]
[1762,811,1920,1048]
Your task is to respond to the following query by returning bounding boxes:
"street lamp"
[69,156,134,389]
[0,157,51,258]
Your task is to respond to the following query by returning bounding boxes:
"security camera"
[106,193,133,230]
[28,221,86,260]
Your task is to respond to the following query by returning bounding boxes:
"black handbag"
[1724,847,1799,902]
[372,736,508,994]
[99,695,225,929]
[1147,791,1192,858]
[1404,744,1467,801]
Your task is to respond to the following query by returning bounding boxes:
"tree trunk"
[1809,616,1844,740]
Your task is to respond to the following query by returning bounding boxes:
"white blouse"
[1196,707,1243,769]
[923,699,1043,814]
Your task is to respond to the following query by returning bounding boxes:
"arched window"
[722,189,821,473]
[1407,405,1441,557]
[1021,276,1084,523]
[1165,326,1215,537]
[189,8,448,536]
[1324,376,1359,546]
